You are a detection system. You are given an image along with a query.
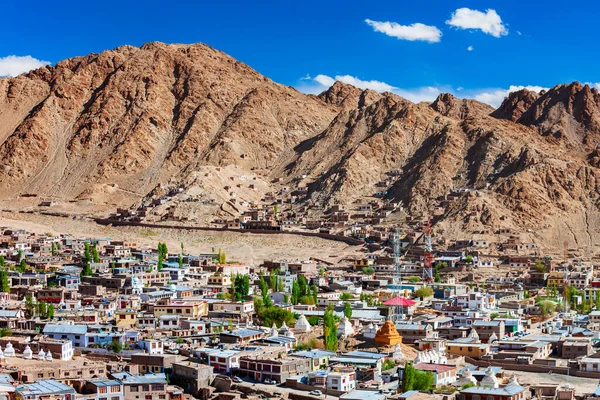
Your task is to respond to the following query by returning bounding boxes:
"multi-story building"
[238,356,311,383]
[326,372,356,392]
[15,380,76,400]
[454,292,496,311]
[152,301,208,319]
[472,320,505,343]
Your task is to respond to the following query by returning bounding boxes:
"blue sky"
[1,0,598,107]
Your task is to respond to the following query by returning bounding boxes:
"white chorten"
[481,367,499,388]
[270,323,278,337]
[363,323,377,339]
[37,349,45,361]
[392,344,404,360]
[337,316,354,338]
[454,368,477,387]
[45,350,53,361]
[294,314,312,334]
[469,328,480,343]
[23,345,32,359]
[4,343,14,357]
[489,332,498,343]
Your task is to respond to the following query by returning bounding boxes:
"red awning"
[384,297,417,306]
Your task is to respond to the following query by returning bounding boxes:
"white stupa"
[132,274,144,295]
[23,345,32,359]
[0,346,5,359]
[45,350,53,361]
[362,323,377,339]
[270,323,278,337]
[337,316,354,338]
[481,367,499,388]
[285,329,295,339]
[392,344,404,360]
[37,349,45,361]
[489,332,498,343]
[454,368,477,387]
[507,375,520,386]
[279,321,290,335]
[4,343,15,357]
[294,314,312,334]
[469,328,480,343]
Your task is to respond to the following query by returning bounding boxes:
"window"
[111,386,120,393]
[99,387,107,394]
[151,384,163,391]
[142,385,149,392]
[131,386,138,392]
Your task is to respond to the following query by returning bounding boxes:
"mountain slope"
[2,42,600,254]
[0,42,338,200]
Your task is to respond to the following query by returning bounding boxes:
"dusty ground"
[508,370,599,394]
[0,211,363,266]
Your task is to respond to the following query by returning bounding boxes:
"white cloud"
[446,8,508,38]
[296,74,443,103]
[365,19,442,43]
[333,75,396,92]
[471,85,547,108]
[300,74,312,81]
[0,55,50,77]
[467,46,474,51]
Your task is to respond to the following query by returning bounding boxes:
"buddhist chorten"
[374,320,403,346]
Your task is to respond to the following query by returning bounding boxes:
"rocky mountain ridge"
[1,42,600,254]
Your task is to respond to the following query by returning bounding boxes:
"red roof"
[384,297,417,306]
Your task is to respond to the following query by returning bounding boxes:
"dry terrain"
[2,42,600,254]
[0,211,363,265]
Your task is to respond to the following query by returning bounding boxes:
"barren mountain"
[1,42,600,254]
[0,42,338,201]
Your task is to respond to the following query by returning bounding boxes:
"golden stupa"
[374,320,403,345]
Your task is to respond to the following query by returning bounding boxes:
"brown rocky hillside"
[1,42,600,254]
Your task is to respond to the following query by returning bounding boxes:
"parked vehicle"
[309,390,322,396]
[232,377,243,383]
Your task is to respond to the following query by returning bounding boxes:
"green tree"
[0,255,4,268]
[407,276,422,283]
[91,244,100,263]
[81,263,93,277]
[538,300,556,316]
[413,286,433,299]
[180,242,185,254]
[82,243,91,265]
[414,370,435,391]
[217,248,226,264]
[37,301,47,318]
[299,295,315,305]
[343,302,353,319]
[17,258,27,273]
[178,254,184,268]
[312,284,318,305]
[269,271,277,292]
[319,266,326,277]
[110,341,123,353]
[291,280,300,305]
[47,304,55,319]
[382,359,396,371]
[323,305,338,351]
[534,259,547,273]
[51,242,55,256]
[340,292,353,300]
[490,312,500,320]
[25,295,35,318]
[401,362,416,392]
[464,255,474,263]
[0,269,9,293]
[361,267,375,274]
[259,277,269,298]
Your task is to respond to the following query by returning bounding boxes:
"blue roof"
[222,328,263,338]
[111,372,167,384]
[330,357,379,365]
[461,384,525,395]
[292,350,336,359]
[344,350,387,359]
[17,380,75,395]
[43,324,87,335]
